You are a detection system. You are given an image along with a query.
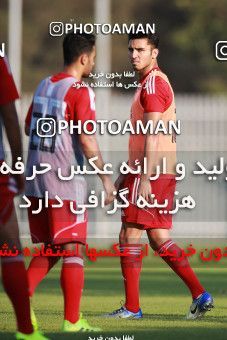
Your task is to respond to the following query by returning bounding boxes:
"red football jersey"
[129,68,176,174]
[25,72,96,201]
[0,57,19,105]
[25,72,95,129]
[0,57,19,161]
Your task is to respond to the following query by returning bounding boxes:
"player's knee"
[120,233,139,245]
[148,229,170,250]
[119,232,135,244]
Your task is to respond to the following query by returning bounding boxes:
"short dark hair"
[63,32,95,65]
[128,29,159,49]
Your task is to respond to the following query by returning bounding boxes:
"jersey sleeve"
[73,85,96,131]
[140,75,172,113]
[0,57,19,105]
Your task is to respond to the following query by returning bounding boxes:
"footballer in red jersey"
[0,57,20,223]
[0,57,48,339]
[25,33,115,332]
[107,30,213,320]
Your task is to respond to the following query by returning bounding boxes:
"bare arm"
[79,133,115,204]
[0,101,24,192]
[79,133,107,180]
[0,102,23,167]
[138,111,162,201]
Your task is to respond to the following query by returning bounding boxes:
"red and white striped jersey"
[25,73,96,200]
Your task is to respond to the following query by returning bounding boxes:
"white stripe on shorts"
[131,177,138,204]
[134,177,141,204]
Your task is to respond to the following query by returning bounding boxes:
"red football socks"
[1,256,33,334]
[60,256,84,323]
[120,244,143,313]
[157,240,205,299]
[27,256,59,297]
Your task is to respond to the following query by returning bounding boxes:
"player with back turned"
[24,32,115,332]
[0,57,48,340]
[106,30,214,320]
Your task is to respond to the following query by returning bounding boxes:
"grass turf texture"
[1,253,227,339]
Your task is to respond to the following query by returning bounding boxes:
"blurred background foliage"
[0,0,227,93]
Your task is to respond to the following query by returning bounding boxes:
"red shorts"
[120,174,176,229]
[0,172,18,225]
[27,197,87,245]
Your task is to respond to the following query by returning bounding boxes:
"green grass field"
[1,253,227,340]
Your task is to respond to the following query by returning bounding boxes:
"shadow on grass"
[83,310,227,323]
[19,269,227,298]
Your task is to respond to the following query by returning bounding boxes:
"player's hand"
[137,178,152,203]
[102,177,116,205]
